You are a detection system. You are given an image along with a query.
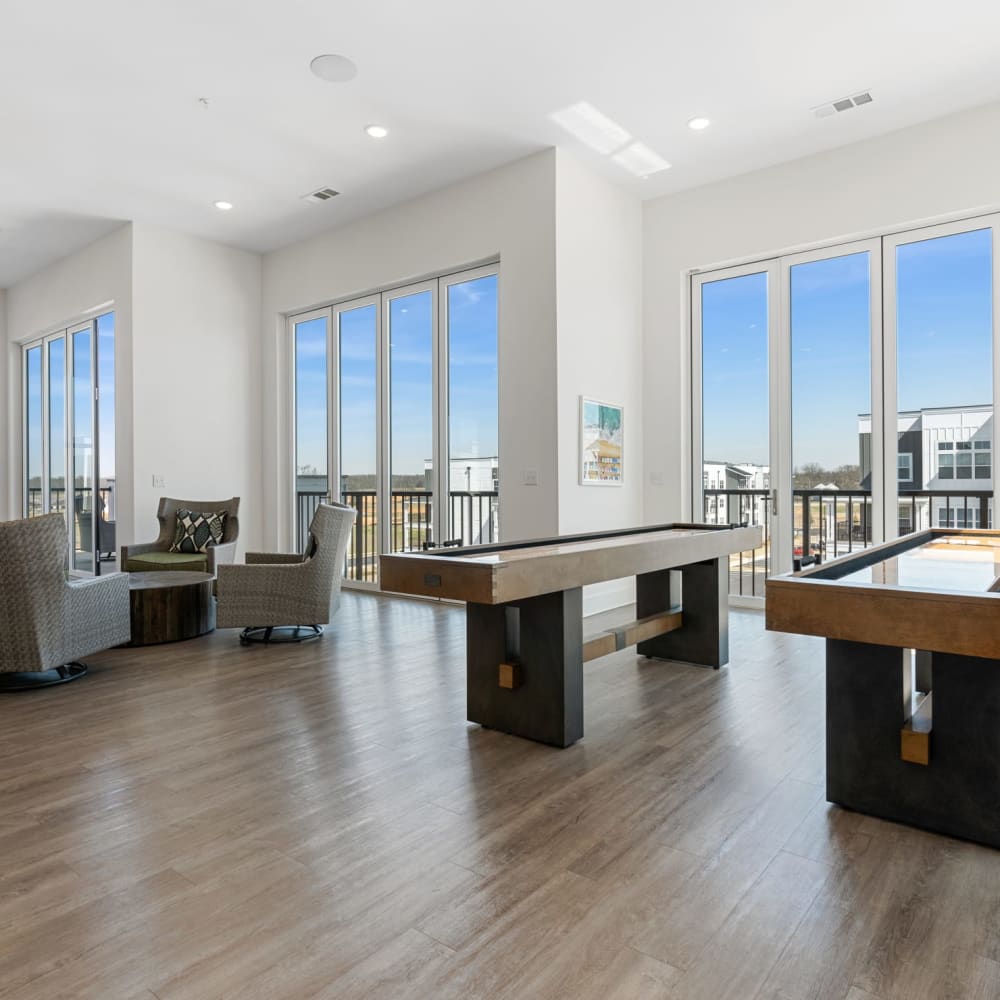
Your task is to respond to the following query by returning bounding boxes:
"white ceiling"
[3,0,1000,287]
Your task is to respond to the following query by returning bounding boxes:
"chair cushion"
[170,509,227,554]
[126,551,209,573]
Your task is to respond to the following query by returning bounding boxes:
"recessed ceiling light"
[310,53,358,83]
[214,201,233,211]
[611,142,671,178]
[688,116,711,131]
[365,124,388,139]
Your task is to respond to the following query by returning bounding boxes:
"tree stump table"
[127,571,216,646]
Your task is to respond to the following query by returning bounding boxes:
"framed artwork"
[580,397,623,485]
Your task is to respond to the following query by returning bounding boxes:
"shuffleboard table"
[380,522,761,747]
[767,528,1000,849]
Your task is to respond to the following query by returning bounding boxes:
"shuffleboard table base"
[467,557,729,747]
[826,638,1000,849]
[636,558,728,667]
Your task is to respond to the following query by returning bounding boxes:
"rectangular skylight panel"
[611,141,671,178]
[549,101,632,155]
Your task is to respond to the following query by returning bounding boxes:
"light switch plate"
[152,474,165,488]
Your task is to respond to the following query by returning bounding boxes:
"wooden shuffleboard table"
[767,528,1000,849]
[380,522,761,747]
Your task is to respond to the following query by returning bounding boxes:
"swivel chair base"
[239,626,323,645]
[0,662,88,691]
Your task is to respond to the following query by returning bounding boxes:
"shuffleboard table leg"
[635,558,728,668]
[826,639,1000,848]
[466,588,584,748]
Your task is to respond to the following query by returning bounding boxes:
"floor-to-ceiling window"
[290,263,499,590]
[692,213,1000,602]
[22,311,116,574]
[888,224,993,535]
[694,263,776,602]
[787,244,879,570]
[24,346,43,517]
[388,285,436,554]
[293,311,329,544]
[337,301,379,584]
[445,270,499,545]
[96,311,116,558]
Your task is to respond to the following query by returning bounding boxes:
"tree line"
[792,463,862,489]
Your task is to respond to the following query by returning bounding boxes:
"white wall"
[131,224,262,550]
[643,100,1000,523]
[555,150,643,613]
[0,288,7,520]
[261,149,559,550]
[3,225,134,541]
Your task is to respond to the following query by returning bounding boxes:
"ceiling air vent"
[302,186,340,203]
[812,90,873,119]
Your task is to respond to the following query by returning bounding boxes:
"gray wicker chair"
[0,513,131,689]
[121,497,240,575]
[216,502,356,644]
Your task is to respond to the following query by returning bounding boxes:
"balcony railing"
[297,489,500,583]
[704,487,993,598]
[26,485,114,519]
[703,489,772,598]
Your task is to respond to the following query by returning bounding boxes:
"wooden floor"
[3,594,1000,1000]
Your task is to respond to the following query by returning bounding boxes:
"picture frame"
[579,397,623,486]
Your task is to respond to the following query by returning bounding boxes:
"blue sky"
[295,274,498,484]
[703,229,992,471]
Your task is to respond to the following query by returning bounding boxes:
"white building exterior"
[703,460,770,525]
[860,405,993,530]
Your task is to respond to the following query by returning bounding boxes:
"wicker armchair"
[216,502,356,644]
[122,496,240,575]
[0,513,131,689]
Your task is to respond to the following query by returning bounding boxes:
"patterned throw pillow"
[170,509,227,554]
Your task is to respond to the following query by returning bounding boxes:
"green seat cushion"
[126,551,209,573]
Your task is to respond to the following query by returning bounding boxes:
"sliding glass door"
[444,269,499,545]
[388,284,437,554]
[693,214,1000,602]
[885,222,995,536]
[785,242,881,569]
[24,346,43,517]
[693,262,778,604]
[293,311,330,552]
[291,264,500,590]
[22,312,116,574]
[337,299,379,583]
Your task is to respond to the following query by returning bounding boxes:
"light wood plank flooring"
[2,593,999,999]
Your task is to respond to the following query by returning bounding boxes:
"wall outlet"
[650,471,665,486]
[152,474,165,488]
[522,469,538,486]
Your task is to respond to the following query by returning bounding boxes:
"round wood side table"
[127,571,216,646]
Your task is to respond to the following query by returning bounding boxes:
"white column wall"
[261,149,559,551]
[130,224,263,551]
[644,100,1000,524]
[555,150,644,614]
[3,225,134,545]
[0,288,7,521]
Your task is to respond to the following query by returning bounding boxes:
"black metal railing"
[448,491,498,547]
[26,485,114,519]
[297,488,500,584]
[796,489,873,563]
[703,489,771,598]
[705,487,995,598]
